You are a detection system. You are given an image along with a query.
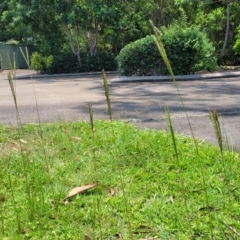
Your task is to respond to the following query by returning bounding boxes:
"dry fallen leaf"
[63,129,70,133]
[0,194,6,202]
[84,235,92,240]
[19,139,28,144]
[138,237,158,240]
[71,136,82,141]
[21,228,30,234]
[110,188,115,196]
[64,183,98,201]
[114,233,123,239]
[169,196,174,203]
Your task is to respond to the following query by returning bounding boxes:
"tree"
[0,0,28,42]
[3,0,66,54]
[54,0,86,64]
[220,0,231,58]
[3,0,240,66]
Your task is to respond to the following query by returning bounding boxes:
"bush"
[30,52,53,73]
[6,39,20,45]
[117,25,217,76]
[30,51,117,74]
[117,36,164,76]
[233,25,240,54]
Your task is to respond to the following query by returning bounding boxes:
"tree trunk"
[62,24,82,66]
[85,20,99,56]
[220,0,231,59]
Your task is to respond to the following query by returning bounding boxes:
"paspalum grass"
[150,20,214,238]
[5,51,53,237]
[209,109,235,223]
[101,70,134,239]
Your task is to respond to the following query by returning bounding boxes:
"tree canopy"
[1,0,240,64]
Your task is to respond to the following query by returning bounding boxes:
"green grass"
[1,120,240,239]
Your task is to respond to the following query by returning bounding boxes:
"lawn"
[1,120,240,239]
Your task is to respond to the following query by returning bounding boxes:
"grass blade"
[209,109,223,153]
[165,107,188,219]
[102,70,112,121]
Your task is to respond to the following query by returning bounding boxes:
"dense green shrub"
[117,35,164,76]
[30,52,53,73]
[30,51,117,74]
[6,39,20,45]
[233,25,240,55]
[117,25,217,76]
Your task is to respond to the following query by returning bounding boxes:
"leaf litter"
[64,183,98,202]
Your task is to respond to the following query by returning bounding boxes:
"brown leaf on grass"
[132,225,154,234]
[19,139,28,144]
[64,183,98,201]
[0,194,6,202]
[138,236,158,240]
[63,129,70,133]
[0,142,18,152]
[21,228,30,234]
[114,233,123,239]
[169,196,174,203]
[71,136,82,141]
[84,235,92,240]
[110,188,115,196]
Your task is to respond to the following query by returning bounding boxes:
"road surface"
[1,72,240,148]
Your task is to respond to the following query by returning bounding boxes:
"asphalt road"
[1,72,240,148]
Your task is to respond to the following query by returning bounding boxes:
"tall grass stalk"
[0,199,4,235]
[20,48,52,220]
[88,102,102,239]
[209,109,233,218]
[150,20,214,238]
[7,52,38,226]
[209,109,223,154]
[102,71,133,239]
[102,70,112,121]
[88,103,97,180]
[7,72,20,126]
[8,171,21,233]
[32,84,51,177]
[166,107,189,218]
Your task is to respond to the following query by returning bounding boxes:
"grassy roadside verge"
[1,120,240,239]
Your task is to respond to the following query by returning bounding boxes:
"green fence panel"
[0,43,36,69]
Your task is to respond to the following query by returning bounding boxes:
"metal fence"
[0,43,36,70]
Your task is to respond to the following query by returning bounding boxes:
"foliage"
[6,39,19,45]
[162,24,217,73]
[0,0,27,42]
[1,0,179,59]
[2,0,67,55]
[30,51,117,74]
[30,52,53,73]
[117,25,217,76]
[233,25,240,54]
[175,0,240,62]
[2,0,240,65]
[117,35,163,76]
